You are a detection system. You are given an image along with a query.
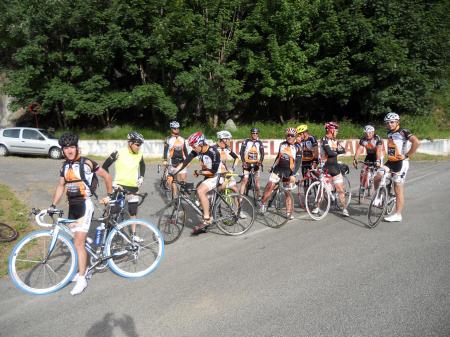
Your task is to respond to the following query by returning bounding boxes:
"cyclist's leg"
[193,177,217,233]
[240,167,249,195]
[330,165,348,215]
[391,160,408,215]
[253,166,262,199]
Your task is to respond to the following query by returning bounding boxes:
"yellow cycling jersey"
[114,147,143,187]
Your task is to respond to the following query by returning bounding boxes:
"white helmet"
[169,121,180,129]
[217,130,232,140]
[384,112,400,122]
[364,125,375,133]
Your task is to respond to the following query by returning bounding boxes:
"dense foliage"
[0,0,449,129]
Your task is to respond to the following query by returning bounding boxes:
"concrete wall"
[78,138,450,158]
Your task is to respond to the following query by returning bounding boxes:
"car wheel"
[49,147,62,159]
[0,144,8,157]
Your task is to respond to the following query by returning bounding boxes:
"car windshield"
[39,129,57,139]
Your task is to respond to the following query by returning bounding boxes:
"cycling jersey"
[102,147,145,188]
[300,135,318,162]
[163,135,188,166]
[321,136,345,165]
[177,145,221,178]
[273,141,301,172]
[60,157,99,200]
[216,145,239,174]
[359,135,382,162]
[240,139,264,164]
[387,128,412,162]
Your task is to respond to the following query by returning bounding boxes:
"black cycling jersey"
[175,145,221,177]
[359,135,382,162]
[300,135,318,162]
[240,138,265,164]
[321,136,345,165]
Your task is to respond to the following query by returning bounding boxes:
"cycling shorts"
[243,165,261,178]
[199,176,219,192]
[169,163,187,175]
[382,160,409,183]
[269,166,292,184]
[68,198,94,233]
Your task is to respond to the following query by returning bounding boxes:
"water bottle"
[95,222,106,245]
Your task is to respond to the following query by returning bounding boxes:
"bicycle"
[108,186,148,224]
[262,179,297,229]
[296,165,319,210]
[355,160,377,204]
[304,165,352,220]
[0,222,18,242]
[157,164,172,200]
[157,174,255,244]
[9,200,164,295]
[367,167,397,228]
[242,163,263,205]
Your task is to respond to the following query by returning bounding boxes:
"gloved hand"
[137,176,144,187]
[242,162,248,169]
[47,204,57,214]
[100,196,111,205]
[193,170,200,177]
[162,160,168,166]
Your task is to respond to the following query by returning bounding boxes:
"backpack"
[80,157,99,198]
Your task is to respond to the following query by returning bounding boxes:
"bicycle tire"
[106,219,164,278]
[213,193,255,235]
[157,200,186,244]
[367,187,388,228]
[305,181,331,220]
[9,230,78,295]
[263,188,290,228]
[0,222,18,242]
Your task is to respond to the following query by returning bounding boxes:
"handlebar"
[31,208,63,228]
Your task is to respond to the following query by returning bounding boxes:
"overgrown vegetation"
[1,0,449,130]
[0,184,30,277]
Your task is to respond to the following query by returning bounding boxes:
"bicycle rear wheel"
[263,189,290,228]
[0,222,18,242]
[106,220,164,278]
[9,230,77,295]
[305,181,331,220]
[213,193,255,235]
[367,187,388,228]
[157,200,186,244]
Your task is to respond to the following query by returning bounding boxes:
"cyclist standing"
[102,131,146,241]
[353,125,383,188]
[259,128,301,220]
[320,122,350,217]
[239,127,264,201]
[163,121,188,196]
[295,124,319,192]
[50,132,112,295]
[172,132,221,234]
[216,130,239,193]
[374,113,420,222]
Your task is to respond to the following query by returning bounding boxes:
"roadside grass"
[61,114,450,141]
[0,184,32,277]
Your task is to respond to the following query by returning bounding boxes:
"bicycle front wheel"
[106,220,164,278]
[367,187,388,228]
[213,193,255,235]
[9,230,77,295]
[263,189,290,228]
[0,222,18,242]
[157,200,186,244]
[305,181,331,220]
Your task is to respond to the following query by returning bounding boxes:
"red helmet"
[324,122,339,131]
[187,131,205,147]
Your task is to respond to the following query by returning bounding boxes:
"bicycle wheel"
[263,189,290,228]
[9,230,77,295]
[157,200,186,244]
[305,181,331,220]
[213,193,255,235]
[106,219,164,278]
[0,222,18,242]
[367,187,388,228]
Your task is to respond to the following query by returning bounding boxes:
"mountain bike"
[9,199,164,295]
[157,164,172,200]
[304,166,351,220]
[367,167,397,228]
[242,163,263,205]
[158,174,255,244]
[0,222,18,242]
[262,180,297,229]
[355,160,377,204]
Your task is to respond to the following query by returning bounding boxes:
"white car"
[0,127,63,159]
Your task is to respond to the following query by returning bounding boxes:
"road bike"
[0,222,18,242]
[355,160,377,204]
[367,167,397,228]
[157,164,172,200]
[304,165,352,220]
[242,163,263,205]
[158,174,255,244]
[296,165,319,210]
[262,179,297,229]
[9,196,164,295]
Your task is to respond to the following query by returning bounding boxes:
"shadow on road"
[86,313,139,337]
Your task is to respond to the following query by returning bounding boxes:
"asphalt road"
[0,157,449,337]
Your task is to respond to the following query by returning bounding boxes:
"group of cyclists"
[49,111,419,295]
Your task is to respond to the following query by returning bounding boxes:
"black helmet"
[251,127,259,134]
[58,132,79,147]
[127,131,144,144]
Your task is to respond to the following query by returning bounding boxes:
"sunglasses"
[286,134,296,138]
[386,121,397,124]
[133,142,142,146]
[251,132,259,134]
